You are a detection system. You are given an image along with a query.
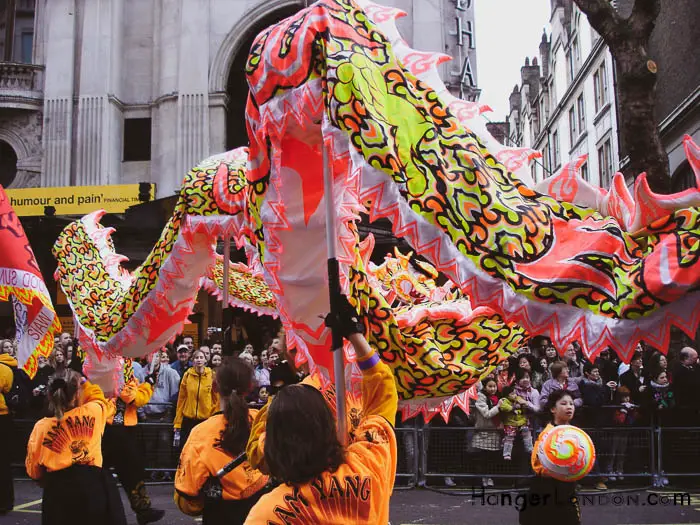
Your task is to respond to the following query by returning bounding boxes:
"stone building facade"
[504,0,619,188]
[502,0,699,191]
[0,0,479,199]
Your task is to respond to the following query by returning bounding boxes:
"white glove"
[173,429,181,448]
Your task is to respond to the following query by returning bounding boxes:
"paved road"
[3,480,700,524]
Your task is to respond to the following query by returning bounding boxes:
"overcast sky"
[474,0,552,119]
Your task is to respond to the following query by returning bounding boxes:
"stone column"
[176,0,210,181]
[74,0,125,187]
[41,0,76,187]
[208,93,228,156]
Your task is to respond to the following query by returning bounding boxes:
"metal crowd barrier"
[656,427,700,478]
[395,427,419,489]
[418,426,655,487]
[10,404,700,488]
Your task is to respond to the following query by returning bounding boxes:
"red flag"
[0,186,60,377]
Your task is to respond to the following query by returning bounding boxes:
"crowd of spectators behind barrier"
[2,331,700,489]
[0,328,309,422]
[397,336,700,490]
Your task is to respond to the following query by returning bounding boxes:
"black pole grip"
[222,307,234,356]
[327,257,344,351]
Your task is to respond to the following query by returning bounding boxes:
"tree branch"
[629,0,661,38]
[573,0,622,43]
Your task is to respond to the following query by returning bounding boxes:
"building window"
[598,139,613,188]
[539,95,547,124]
[0,0,35,63]
[552,130,561,170]
[543,143,551,175]
[577,95,586,134]
[123,118,152,162]
[20,30,32,63]
[580,162,589,182]
[531,163,538,183]
[567,36,580,84]
[671,161,694,192]
[593,64,609,113]
[569,107,577,146]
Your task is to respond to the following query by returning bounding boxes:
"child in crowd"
[257,386,269,405]
[514,370,541,432]
[538,357,551,382]
[210,354,223,369]
[496,360,515,392]
[472,377,503,486]
[499,386,534,461]
[649,370,674,411]
[517,355,544,391]
[519,390,581,525]
[607,386,637,481]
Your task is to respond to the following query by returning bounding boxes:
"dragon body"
[53,0,700,420]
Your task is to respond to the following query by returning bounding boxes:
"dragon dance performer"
[519,389,582,525]
[174,358,272,524]
[103,359,165,525]
[244,299,398,524]
[25,367,127,525]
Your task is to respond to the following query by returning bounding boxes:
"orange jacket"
[174,411,270,516]
[246,372,364,473]
[0,353,17,416]
[25,382,108,480]
[174,366,218,429]
[244,355,398,525]
[107,379,153,426]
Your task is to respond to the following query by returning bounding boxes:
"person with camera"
[25,358,127,524]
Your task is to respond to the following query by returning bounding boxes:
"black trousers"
[42,465,126,525]
[203,489,270,525]
[102,424,145,493]
[0,414,13,512]
[181,416,206,449]
[519,476,580,525]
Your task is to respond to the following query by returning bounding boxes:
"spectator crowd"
[2,331,700,493]
[0,331,308,421]
[407,337,700,490]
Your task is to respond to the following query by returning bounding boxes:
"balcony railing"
[0,62,44,109]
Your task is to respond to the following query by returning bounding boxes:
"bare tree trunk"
[574,0,670,193]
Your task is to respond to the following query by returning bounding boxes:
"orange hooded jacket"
[174,410,269,516]
[106,378,153,426]
[244,355,398,525]
[25,382,108,479]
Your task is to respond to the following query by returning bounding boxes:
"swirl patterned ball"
[537,425,595,482]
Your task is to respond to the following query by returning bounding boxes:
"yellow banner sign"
[5,184,156,217]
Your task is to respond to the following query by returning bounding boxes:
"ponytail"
[215,358,254,456]
[48,369,81,420]
[220,390,251,456]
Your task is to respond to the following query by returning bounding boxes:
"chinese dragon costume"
[50,0,700,421]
